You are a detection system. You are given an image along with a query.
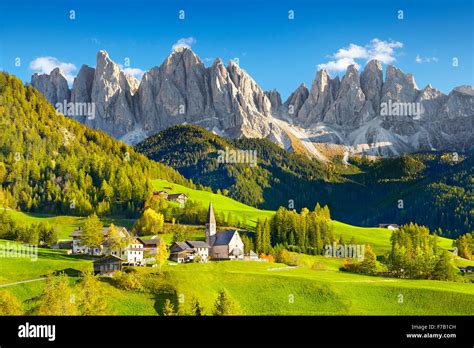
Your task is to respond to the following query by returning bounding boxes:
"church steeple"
[206,202,217,245]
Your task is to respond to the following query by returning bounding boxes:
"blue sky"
[0,0,472,98]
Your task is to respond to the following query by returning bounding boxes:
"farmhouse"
[170,203,246,263]
[93,254,123,275]
[169,242,195,263]
[152,190,189,205]
[137,236,161,254]
[378,223,400,230]
[167,193,189,205]
[70,226,144,265]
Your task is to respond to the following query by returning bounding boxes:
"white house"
[70,226,144,265]
[118,239,144,265]
[378,223,400,230]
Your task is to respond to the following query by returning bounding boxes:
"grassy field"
[3,208,135,240]
[1,239,472,315]
[3,182,456,257]
[152,180,455,255]
[0,239,92,285]
[146,261,474,315]
[152,179,275,227]
[1,183,468,316]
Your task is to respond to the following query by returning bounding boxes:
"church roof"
[213,230,238,246]
[207,202,216,225]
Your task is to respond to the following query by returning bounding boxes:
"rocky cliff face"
[31,49,473,158]
[31,68,70,106]
[87,50,137,138]
[282,61,473,156]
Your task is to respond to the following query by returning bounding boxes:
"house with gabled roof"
[378,223,400,230]
[167,193,189,205]
[93,255,123,275]
[70,226,144,265]
[170,242,196,263]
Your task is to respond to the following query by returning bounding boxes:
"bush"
[114,271,143,291]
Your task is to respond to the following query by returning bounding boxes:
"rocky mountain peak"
[164,46,204,69]
[265,89,282,113]
[71,64,95,104]
[454,85,474,96]
[31,68,70,105]
[382,65,419,103]
[360,59,383,114]
[341,64,360,85]
[29,49,473,157]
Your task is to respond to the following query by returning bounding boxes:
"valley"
[0,68,472,317]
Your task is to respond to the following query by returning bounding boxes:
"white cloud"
[122,67,144,79]
[118,64,145,80]
[317,39,403,73]
[172,37,196,51]
[318,57,361,73]
[368,38,403,64]
[334,43,367,60]
[415,54,438,64]
[29,56,77,84]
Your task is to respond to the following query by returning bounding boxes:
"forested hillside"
[136,125,473,238]
[0,73,190,218]
[135,124,346,207]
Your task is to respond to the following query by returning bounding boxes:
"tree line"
[253,204,334,255]
[0,73,191,219]
[0,209,57,245]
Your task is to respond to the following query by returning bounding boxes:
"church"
[169,202,245,262]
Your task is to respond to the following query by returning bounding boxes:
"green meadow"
[152,179,275,227]
[152,180,455,255]
[1,243,472,315]
[3,208,134,240]
[0,182,471,316]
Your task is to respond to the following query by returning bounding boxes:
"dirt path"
[0,278,46,288]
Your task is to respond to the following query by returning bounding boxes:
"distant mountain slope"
[31,48,473,157]
[135,124,346,207]
[136,125,472,238]
[361,154,473,238]
[0,72,190,217]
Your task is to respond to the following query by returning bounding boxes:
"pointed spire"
[207,202,216,225]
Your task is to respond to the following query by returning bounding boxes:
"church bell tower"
[206,202,217,246]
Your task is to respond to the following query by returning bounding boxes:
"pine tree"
[77,271,108,315]
[358,245,377,274]
[263,218,272,253]
[213,289,237,316]
[33,274,77,315]
[433,251,456,281]
[255,219,263,254]
[191,297,204,316]
[163,299,176,316]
